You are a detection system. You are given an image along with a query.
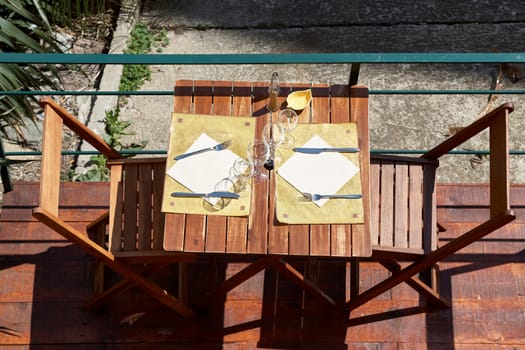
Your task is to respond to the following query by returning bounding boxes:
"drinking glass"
[210,177,237,210]
[231,158,253,192]
[247,140,270,182]
[277,108,298,148]
[261,122,285,169]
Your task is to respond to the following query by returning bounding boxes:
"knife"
[171,191,240,199]
[293,147,360,154]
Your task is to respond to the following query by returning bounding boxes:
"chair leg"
[214,256,273,295]
[93,262,106,297]
[377,259,449,309]
[270,257,336,307]
[347,212,514,312]
[34,207,196,318]
[83,263,168,310]
[305,258,320,287]
[431,264,440,295]
[212,256,336,308]
[87,212,110,297]
[178,262,188,304]
[350,258,360,299]
[84,278,134,310]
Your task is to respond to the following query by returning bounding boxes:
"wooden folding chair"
[32,98,196,317]
[349,102,516,311]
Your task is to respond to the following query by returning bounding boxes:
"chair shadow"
[2,236,523,348]
[0,243,221,349]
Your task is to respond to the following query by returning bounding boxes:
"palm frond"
[0,0,118,141]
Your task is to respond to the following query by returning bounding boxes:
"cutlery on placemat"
[301,192,362,202]
[171,191,240,199]
[293,147,360,154]
[174,140,232,160]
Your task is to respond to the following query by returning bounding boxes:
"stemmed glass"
[211,177,237,210]
[261,122,285,170]
[277,108,298,148]
[231,158,253,193]
[247,139,270,183]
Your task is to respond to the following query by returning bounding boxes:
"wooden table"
[163,80,371,259]
[32,80,515,318]
[161,80,370,305]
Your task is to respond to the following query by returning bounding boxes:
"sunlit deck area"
[0,181,523,349]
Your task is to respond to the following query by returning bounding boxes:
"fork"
[301,192,362,201]
[174,139,232,160]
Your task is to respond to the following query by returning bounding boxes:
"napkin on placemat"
[162,113,255,217]
[275,122,364,224]
[167,133,240,203]
[277,135,359,207]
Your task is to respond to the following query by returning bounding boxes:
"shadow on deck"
[0,182,524,349]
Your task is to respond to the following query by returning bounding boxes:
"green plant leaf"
[0,18,50,52]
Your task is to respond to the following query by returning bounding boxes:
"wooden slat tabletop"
[163,80,371,258]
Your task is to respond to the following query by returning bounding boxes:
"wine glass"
[231,158,253,193]
[247,139,269,183]
[277,108,298,148]
[210,177,237,210]
[261,122,285,170]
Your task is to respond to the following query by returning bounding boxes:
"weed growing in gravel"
[119,22,169,93]
[73,107,146,181]
[75,22,165,181]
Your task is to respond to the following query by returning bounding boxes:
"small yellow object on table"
[286,89,312,110]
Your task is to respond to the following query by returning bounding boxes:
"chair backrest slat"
[138,163,153,251]
[408,164,424,249]
[379,160,395,247]
[122,163,138,251]
[394,163,409,248]
[369,160,380,246]
[152,162,166,250]
[422,163,438,252]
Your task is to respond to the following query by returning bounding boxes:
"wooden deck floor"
[1,182,524,349]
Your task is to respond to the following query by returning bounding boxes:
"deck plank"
[203,81,231,253]
[226,81,252,254]
[329,84,353,257]
[247,82,270,254]
[1,182,524,348]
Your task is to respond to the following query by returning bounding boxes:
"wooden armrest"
[422,102,513,159]
[40,97,121,159]
[422,102,514,217]
[38,98,122,215]
[371,153,439,165]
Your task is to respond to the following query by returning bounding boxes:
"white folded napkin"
[167,133,240,203]
[277,135,359,207]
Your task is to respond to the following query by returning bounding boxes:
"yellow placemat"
[162,113,255,216]
[275,123,364,224]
